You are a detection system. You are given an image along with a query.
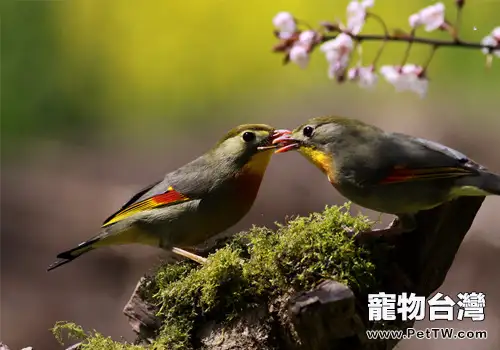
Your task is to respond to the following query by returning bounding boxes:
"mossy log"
[120,197,484,350]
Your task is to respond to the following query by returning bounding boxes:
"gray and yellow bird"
[48,124,288,271]
[273,116,500,236]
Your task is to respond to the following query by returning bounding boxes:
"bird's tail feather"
[46,227,159,271]
[47,238,99,271]
[454,171,500,197]
[477,171,500,196]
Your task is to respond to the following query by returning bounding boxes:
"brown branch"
[323,32,496,51]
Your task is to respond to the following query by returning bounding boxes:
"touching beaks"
[272,131,300,154]
[257,129,292,151]
[272,129,292,138]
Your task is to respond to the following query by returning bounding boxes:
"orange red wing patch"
[379,167,473,184]
[102,186,189,227]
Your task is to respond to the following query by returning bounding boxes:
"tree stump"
[123,197,484,350]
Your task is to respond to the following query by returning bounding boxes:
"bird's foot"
[171,247,208,265]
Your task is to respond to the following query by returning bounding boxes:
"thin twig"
[366,12,389,37]
[356,44,363,66]
[400,28,416,67]
[364,12,389,68]
[372,40,387,67]
[455,7,463,40]
[423,45,439,71]
[455,0,466,40]
[295,19,314,30]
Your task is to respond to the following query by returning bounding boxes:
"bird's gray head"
[271,116,377,174]
[210,124,289,174]
[272,116,362,154]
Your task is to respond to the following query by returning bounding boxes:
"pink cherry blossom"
[348,65,378,88]
[481,27,500,57]
[346,0,375,35]
[409,2,446,32]
[289,45,310,69]
[380,64,428,97]
[273,12,297,39]
[320,34,354,80]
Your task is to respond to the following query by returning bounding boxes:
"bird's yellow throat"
[242,150,274,176]
[298,146,334,176]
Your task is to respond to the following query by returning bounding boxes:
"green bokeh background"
[3,0,499,149]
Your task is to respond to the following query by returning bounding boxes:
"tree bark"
[123,197,485,350]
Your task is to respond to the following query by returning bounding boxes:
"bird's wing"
[101,181,191,227]
[377,134,483,185]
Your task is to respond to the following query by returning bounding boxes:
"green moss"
[51,321,143,349]
[53,204,378,349]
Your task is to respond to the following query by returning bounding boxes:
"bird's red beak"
[272,129,292,137]
[272,130,300,154]
[257,129,293,151]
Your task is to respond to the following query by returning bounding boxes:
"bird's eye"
[303,126,314,137]
[242,131,256,142]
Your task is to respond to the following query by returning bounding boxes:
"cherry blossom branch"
[319,32,492,50]
[271,0,500,98]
